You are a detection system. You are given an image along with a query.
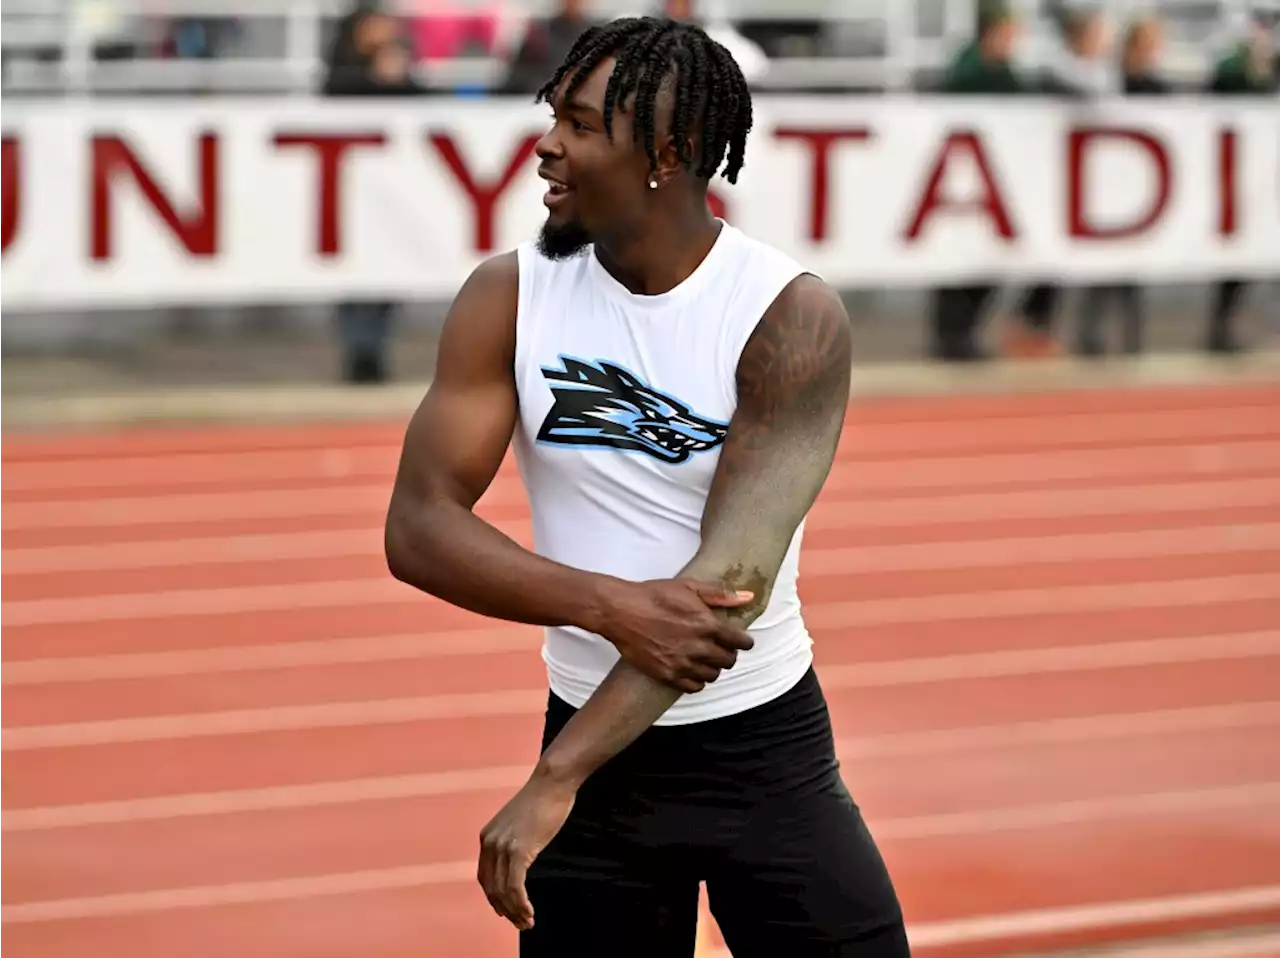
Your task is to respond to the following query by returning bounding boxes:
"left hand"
[477,770,577,931]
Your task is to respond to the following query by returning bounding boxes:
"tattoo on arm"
[534,275,853,787]
[693,273,853,620]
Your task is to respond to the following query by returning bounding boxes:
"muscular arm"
[534,273,853,788]
[384,253,614,631]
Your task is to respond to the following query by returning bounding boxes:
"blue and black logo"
[536,356,729,464]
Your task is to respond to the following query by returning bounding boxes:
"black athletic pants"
[1208,280,1248,351]
[1077,284,1145,355]
[520,668,909,958]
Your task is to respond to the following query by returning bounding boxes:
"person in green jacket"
[1204,15,1275,353]
[1210,17,1277,95]
[929,1,1064,361]
[943,0,1028,94]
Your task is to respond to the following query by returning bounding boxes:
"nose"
[535,124,565,161]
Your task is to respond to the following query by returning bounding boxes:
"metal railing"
[1,0,1273,96]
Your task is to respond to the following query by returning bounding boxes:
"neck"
[594,201,722,296]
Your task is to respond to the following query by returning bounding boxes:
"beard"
[536,216,592,261]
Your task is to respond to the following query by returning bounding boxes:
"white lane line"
[873,782,1280,839]
[844,404,1280,452]
[786,524,1280,576]
[1,448,400,493]
[3,528,383,574]
[5,564,1280,629]
[4,474,1278,532]
[1,626,543,684]
[901,886,1280,950]
[821,441,1280,493]
[840,701,1280,759]
[6,521,1278,577]
[714,894,1280,956]
[1043,930,1280,958]
[6,437,1278,496]
[7,702,1277,831]
[0,687,550,750]
[5,401,1275,481]
[808,478,1280,530]
[0,861,479,923]
[2,617,1269,691]
[1,484,397,530]
[5,817,1279,925]
[806,575,1280,631]
[5,631,1277,751]
[818,630,1280,685]
[1,764,535,830]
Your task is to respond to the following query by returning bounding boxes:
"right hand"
[594,579,757,693]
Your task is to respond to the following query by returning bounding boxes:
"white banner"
[2,97,1277,310]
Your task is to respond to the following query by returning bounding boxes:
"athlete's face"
[534,58,669,259]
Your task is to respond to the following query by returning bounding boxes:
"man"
[384,15,908,958]
[499,0,596,95]
[323,3,426,383]
[930,1,1063,361]
[1075,15,1168,357]
[1203,12,1276,354]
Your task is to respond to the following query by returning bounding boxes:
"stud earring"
[648,178,658,189]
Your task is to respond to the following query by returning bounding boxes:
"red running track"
[4,383,1280,958]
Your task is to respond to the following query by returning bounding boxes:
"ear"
[648,132,687,189]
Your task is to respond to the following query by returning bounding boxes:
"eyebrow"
[564,98,603,118]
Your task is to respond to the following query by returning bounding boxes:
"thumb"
[690,581,754,607]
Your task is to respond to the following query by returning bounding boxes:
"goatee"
[537,218,592,260]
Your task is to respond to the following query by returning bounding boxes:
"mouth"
[539,171,573,210]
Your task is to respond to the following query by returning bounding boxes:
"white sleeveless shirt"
[510,222,815,725]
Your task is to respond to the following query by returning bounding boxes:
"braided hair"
[534,17,754,184]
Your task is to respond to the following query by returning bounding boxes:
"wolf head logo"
[536,357,729,464]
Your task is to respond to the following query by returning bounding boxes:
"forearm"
[531,548,771,790]
[533,661,679,789]
[385,497,613,632]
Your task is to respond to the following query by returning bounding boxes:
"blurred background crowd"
[1,0,1276,385]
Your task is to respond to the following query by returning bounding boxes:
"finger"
[715,625,755,652]
[477,838,505,918]
[686,661,723,684]
[494,841,520,924]
[504,855,536,931]
[693,644,737,671]
[676,677,706,694]
[689,582,755,607]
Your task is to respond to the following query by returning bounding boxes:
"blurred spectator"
[927,0,1036,361]
[324,3,426,383]
[1203,12,1276,354]
[407,0,504,62]
[1002,3,1117,359]
[1035,1,1115,96]
[1076,16,1169,357]
[165,17,241,61]
[500,0,596,95]
[940,1,1025,93]
[660,0,770,82]
[325,3,423,97]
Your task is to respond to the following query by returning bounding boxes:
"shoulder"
[447,249,521,322]
[463,249,521,293]
[757,273,850,344]
[736,273,851,397]
[437,250,521,369]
